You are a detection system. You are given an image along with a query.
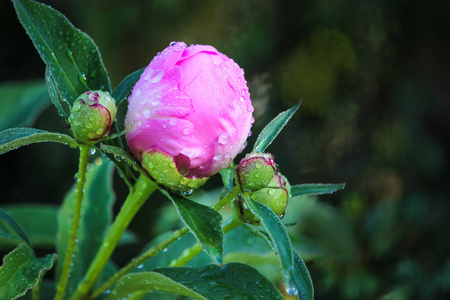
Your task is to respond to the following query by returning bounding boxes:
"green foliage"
[154,263,284,300]
[0,208,31,246]
[253,102,300,152]
[2,205,58,248]
[0,128,78,155]
[12,0,111,112]
[160,191,224,265]
[112,68,144,106]
[291,183,346,197]
[0,244,56,300]
[246,199,313,300]
[0,81,50,131]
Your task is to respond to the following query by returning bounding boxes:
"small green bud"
[68,91,117,143]
[252,174,291,217]
[141,148,208,195]
[237,152,277,191]
[233,173,291,224]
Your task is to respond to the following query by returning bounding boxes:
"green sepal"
[142,151,208,193]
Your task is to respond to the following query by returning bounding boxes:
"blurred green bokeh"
[1,0,449,299]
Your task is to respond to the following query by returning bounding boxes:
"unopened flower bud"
[234,173,291,224]
[125,42,253,192]
[238,152,277,191]
[252,174,291,217]
[69,91,117,143]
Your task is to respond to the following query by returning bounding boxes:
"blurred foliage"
[1,0,449,299]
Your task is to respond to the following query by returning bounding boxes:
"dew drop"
[182,189,194,197]
[170,41,177,46]
[162,123,167,128]
[218,133,228,145]
[183,128,191,135]
[90,148,96,155]
[150,70,164,83]
[214,153,223,161]
[169,118,178,126]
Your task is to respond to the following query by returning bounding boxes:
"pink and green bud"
[238,152,277,191]
[68,91,117,143]
[234,174,291,224]
[125,42,254,191]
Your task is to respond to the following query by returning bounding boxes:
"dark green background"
[1,0,449,299]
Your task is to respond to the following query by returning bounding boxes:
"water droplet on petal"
[218,133,228,145]
[169,118,178,126]
[150,70,164,83]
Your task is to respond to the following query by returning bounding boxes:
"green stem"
[212,185,240,211]
[92,227,190,298]
[169,217,242,267]
[55,144,90,300]
[71,174,157,300]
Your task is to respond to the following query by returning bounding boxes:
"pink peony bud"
[69,90,117,143]
[125,42,254,190]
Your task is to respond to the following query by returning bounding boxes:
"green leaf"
[100,144,139,169]
[57,160,115,296]
[12,0,111,107]
[253,102,301,152]
[0,128,78,155]
[291,251,314,300]
[246,199,296,296]
[0,80,50,131]
[160,191,223,265]
[132,231,211,272]
[45,64,70,119]
[155,263,284,300]
[219,168,235,191]
[291,183,346,197]
[0,244,56,300]
[2,204,58,248]
[105,272,206,300]
[0,208,31,246]
[112,68,144,106]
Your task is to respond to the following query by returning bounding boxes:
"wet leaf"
[105,271,206,300]
[0,244,56,300]
[160,191,223,265]
[12,0,111,108]
[154,263,284,300]
[0,128,78,155]
[253,102,300,152]
[291,183,345,197]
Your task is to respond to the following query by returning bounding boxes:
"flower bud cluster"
[234,151,291,224]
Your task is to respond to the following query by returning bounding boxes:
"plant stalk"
[55,144,90,300]
[71,174,156,300]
